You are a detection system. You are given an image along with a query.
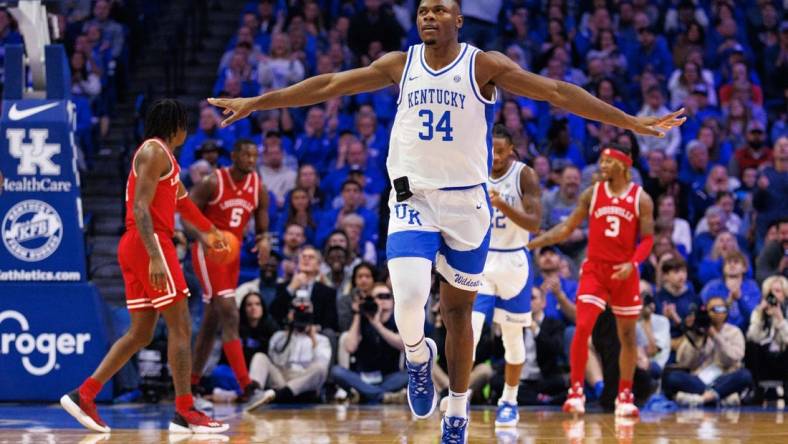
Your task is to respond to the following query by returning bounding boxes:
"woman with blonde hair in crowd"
[745,275,788,402]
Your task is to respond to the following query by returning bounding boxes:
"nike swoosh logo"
[408,76,419,81]
[7,102,59,121]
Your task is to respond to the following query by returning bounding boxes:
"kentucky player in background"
[208,1,683,440]
[471,124,541,428]
[529,144,654,418]
[187,138,269,406]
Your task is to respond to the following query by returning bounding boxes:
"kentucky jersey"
[388,42,496,190]
[488,161,530,250]
[588,181,643,263]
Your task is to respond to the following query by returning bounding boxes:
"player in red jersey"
[187,138,270,404]
[528,144,655,418]
[60,99,230,434]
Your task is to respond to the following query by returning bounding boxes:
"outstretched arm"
[490,165,542,232]
[476,51,685,137]
[527,187,593,250]
[209,52,406,127]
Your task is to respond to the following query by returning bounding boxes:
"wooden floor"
[1,403,788,443]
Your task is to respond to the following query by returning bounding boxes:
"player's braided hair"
[144,99,188,141]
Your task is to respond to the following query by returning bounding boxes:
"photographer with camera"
[245,299,332,410]
[700,251,761,329]
[745,276,788,395]
[330,283,407,403]
[663,296,753,407]
[270,246,339,332]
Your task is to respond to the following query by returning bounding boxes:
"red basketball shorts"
[191,242,240,304]
[118,230,189,312]
[576,260,642,318]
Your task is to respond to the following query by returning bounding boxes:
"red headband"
[602,148,633,167]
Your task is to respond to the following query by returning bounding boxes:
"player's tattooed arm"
[132,142,172,291]
[208,51,406,127]
[475,51,685,137]
[527,186,592,250]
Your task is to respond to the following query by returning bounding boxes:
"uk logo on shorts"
[2,200,63,262]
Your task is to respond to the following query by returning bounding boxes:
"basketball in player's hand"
[204,230,239,264]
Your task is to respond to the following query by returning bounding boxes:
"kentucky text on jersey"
[592,205,635,222]
[406,89,466,109]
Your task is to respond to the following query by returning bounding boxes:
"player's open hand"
[629,108,686,138]
[611,262,634,280]
[207,97,257,128]
[148,256,168,293]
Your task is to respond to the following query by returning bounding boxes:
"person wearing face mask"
[745,276,788,401]
[331,283,408,404]
[663,296,753,407]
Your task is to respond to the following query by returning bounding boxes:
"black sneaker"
[237,381,262,404]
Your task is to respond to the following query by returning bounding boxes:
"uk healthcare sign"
[1,44,111,401]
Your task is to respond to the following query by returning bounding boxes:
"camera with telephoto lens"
[292,303,314,333]
[687,303,711,336]
[361,295,378,316]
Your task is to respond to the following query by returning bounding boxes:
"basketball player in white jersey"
[208,1,684,440]
[473,125,541,429]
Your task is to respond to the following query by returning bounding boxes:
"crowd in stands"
[0,1,147,167]
[163,0,788,409]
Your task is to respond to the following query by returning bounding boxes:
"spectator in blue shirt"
[696,124,732,169]
[753,137,788,247]
[631,24,674,82]
[316,180,378,249]
[293,106,336,173]
[179,107,235,168]
[534,247,577,326]
[696,230,748,289]
[323,138,386,199]
[700,251,761,329]
[655,257,701,340]
[679,140,710,188]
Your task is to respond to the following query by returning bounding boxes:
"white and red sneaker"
[60,390,111,433]
[562,383,586,414]
[169,408,229,434]
[614,390,639,417]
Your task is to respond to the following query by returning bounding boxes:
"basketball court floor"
[1,402,787,443]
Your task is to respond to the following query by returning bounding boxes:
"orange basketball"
[204,230,240,265]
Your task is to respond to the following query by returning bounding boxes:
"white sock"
[446,390,469,418]
[405,336,429,364]
[500,384,518,404]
